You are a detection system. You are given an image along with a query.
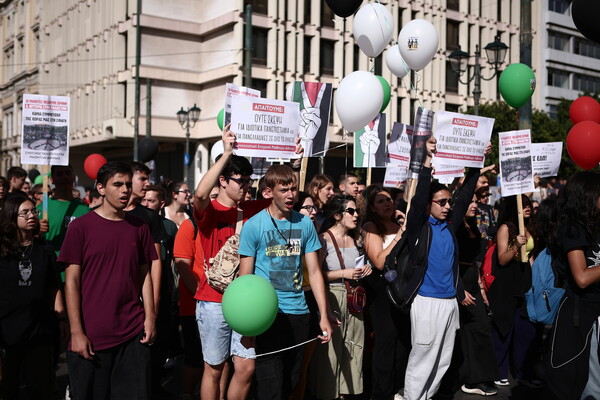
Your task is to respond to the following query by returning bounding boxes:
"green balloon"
[498,63,536,109]
[376,75,391,112]
[222,274,278,336]
[33,172,49,185]
[217,108,225,131]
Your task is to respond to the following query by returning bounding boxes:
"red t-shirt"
[58,212,157,351]
[173,219,204,316]
[194,198,270,303]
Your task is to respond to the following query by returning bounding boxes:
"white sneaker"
[494,378,510,386]
[394,393,405,400]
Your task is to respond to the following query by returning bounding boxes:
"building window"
[548,104,558,120]
[574,37,600,59]
[573,73,600,93]
[447,0,459,11]
[320,39,335,76]
[374,55,382,76]
[445,61,459,93]
[353,44,360,71]
[446,21,460,51]
[445,103,460,112]
[304,0,311,24]
[304,37,312,73]
[252,28,268,65]
[548,31,570,52]
[321,2,335,28]
[244,0,267,15]
[253,78,268,97]
[547,68,569,89]
[549,0,570,14]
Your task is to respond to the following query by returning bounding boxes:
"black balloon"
[572,0,600,44]
[324,0,362,18]
[28,168,40,183]
[138,137,159,162]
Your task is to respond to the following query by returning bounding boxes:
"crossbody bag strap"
[235,208,243,234]
[326,230,353,292]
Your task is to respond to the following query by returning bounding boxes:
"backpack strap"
[234,208,244,234]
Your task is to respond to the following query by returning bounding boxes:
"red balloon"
[84,153,108,180]
[569,96,600,125]
[567,121,600,169]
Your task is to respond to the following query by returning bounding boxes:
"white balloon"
[335,71,383,132]
[385,45,409,79]
[398,19,439,71]
[210,140,224,163]
[353,3,394,58]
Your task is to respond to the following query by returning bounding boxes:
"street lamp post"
[176,104,201,183]
[449,36,509,115]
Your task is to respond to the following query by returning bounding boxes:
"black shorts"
[180,315,203,368]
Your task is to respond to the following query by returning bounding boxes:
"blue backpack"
[524,248,565,325]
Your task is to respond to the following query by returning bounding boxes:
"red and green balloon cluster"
[567,96,600,170]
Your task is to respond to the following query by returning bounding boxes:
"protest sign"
[387,123,412,165]
[21,94,70,166]
[354,114,387,168]
[433,111,494,168]
[224,83,260,126]
[231,96,300,159]
[499,130,535,196]
[531,142,562,178]
[432,158,464,182]
[384,164,409,186]
[409,108,434,176]
[290,82,332,157]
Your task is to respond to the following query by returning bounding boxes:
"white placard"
[231,96,300,159]
[21,94,70,166]
[384,164,409,186]
[499,130,535,196]
[224,83,260,126]
[531,142,563,178]
[387,123,413,165]
[433,111,494,169]
[432,158,464,181]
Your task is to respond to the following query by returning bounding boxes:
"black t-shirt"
[126,204,165,244]
[561,225,600,302]
[0,241,59,347]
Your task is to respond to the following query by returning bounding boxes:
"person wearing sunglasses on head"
[163,181,191,229]
[402,137,492,400]
[0,195,67,400]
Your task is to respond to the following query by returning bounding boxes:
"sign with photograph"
[531,142,562,178]
[409,108,434,176]
[433,111,494,168]
[21,94,70,166]
[499,130,535,196]
[231,96,300,159]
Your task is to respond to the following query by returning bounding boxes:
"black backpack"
[383,223,431,313]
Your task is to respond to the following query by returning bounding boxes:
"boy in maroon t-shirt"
[59,161,157,400]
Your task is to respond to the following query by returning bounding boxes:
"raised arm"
[194,124,235,212]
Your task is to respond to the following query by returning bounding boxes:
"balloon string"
[312,142,347,158]
[245,336,320,359]
[371,1,392,50]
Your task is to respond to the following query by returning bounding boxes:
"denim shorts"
[196,300,255,365]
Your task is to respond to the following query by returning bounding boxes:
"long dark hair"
[364,185,396,237]
[497,194,537,248]
[164,180,187,207]
[320,195,357,237]
[535,195,559,257]
[557,171,600,242]
[0,195,38,258]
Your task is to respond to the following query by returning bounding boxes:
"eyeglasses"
[18,209,41,218]
[177,189,191,194]
[301,205,316,212]
[225,176,254,187]
[344,207,359,216]
[431,198,453,207]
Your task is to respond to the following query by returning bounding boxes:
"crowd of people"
[0,129,599,400]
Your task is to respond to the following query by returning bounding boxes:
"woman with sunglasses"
[402,137,486,400]
[310,195,372,399]
[486,194,541,389]
[0,195,67,399]
[164,181,192,228]
[362,184,408,400]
